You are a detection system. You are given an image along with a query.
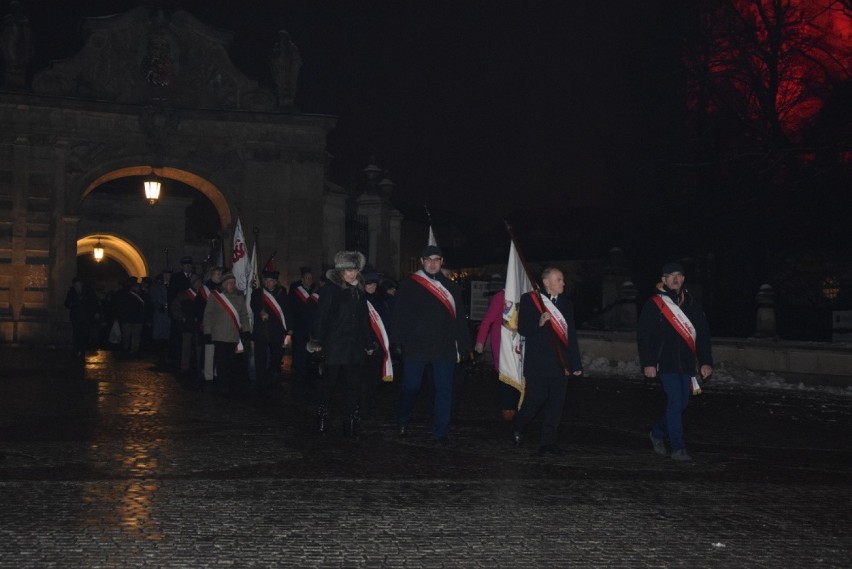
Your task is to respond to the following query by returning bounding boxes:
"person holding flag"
[203,271,251,395]
[392,245,471,444]
[512,267,583,456]
[638,262,713,462]
[250,269,293,391]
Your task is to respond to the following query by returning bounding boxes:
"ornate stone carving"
[0,0,33,89]
[31,7,275,111]
[270,30,302,109]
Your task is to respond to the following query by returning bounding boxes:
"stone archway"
[82,166,233,229]
[77,234,149,278]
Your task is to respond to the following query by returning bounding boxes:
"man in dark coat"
[512,267,583,455]
[170,275,203,375]
[310,252,376,435]
[288,266,317,381]
[64,276,99,357]
[638,262,713,462]
[250,270,293,390]
[391,245,472,444]
[113,276,146,355]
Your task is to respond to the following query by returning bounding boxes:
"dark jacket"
[251,285,292,343]
[113,287,146,324]
[518,291,583,377]
[288,280,317,336]
[312,272,374,365]
[390,271,471,361]
[638,285,713,374]
[170,288,203,333]
[64,284,99,326]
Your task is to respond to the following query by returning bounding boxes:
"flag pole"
[503,220,571,375]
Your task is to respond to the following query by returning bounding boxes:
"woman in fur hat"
[309,251,377,435]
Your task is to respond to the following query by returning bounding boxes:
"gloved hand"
[307,340,323,353]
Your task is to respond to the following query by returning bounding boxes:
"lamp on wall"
[143,175,161,206]
[93,238,104,262]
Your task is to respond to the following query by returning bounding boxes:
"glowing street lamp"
[93,238,104,262]
[144,176,161,206]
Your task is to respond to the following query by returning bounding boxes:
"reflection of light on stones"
[79,355,169,541]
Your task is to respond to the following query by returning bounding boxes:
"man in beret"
[250,270,293,391]
[391,245,471,444]
[638,261,714,462]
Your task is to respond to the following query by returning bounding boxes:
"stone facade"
[0,6,401,344]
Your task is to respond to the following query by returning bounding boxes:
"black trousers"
[213,341,237,394]
[318,363,365,415]
[253,340,284,385]
[513,374,568,446]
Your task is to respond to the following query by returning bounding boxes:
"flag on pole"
[245,241,258,331]
[498,240,532,396]
[232,218,249,292]
[428,225,437,246]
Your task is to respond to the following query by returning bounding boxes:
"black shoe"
[397,425,407,438]
[538,444,567,456]
[512,431,523,446]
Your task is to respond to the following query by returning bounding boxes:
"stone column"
[754,284,776,338]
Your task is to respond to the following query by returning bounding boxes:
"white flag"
[428,225,437,246]
[232,218,249,292]
[498,241,532,396]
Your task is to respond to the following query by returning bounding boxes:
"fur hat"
[334,250,366,271]
[661,262,685,276]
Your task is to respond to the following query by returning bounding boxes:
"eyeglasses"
[422,256,443,262]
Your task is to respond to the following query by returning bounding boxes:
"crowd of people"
[65,252,713,460]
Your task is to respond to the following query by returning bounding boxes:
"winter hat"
[362,271,380,284]
[220,271,236,283]
[661,262,685,276]
[334,250,366,271]
[421,245,443,258]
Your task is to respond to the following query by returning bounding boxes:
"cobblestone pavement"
[1,347,850,568]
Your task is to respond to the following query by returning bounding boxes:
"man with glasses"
[391,245,471,444]
[638,262,714,462]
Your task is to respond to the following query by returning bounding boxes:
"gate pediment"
[32,7,275,111]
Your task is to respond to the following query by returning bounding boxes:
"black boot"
[316,405,329,434]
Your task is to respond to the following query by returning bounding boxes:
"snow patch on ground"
[581,353,852,397]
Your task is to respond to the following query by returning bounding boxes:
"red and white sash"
[367,300,393,382]
[262,289,287,328]
[184,288,197,301]
[651,292,697,354]
[199,285,210,302]
[294,285,311,304]
[310,292,320,303]
[211,290,245,353]
[529,292,569,346]
[411,270,456,318]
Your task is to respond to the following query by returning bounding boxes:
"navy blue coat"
[518,292,583,378]
[390,272,471,361]
[638,286,713,375]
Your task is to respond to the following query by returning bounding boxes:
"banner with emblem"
[232,218,249,293]
[498,240,532,396]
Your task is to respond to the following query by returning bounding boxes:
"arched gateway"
[0,6,401,345]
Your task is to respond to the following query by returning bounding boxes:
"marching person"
[309,252,376,436]
[474,288,522,420]
[638,262,713,462]
[512,267,583,456]
[64,276,99,358]
[199,266,223,381]
[250,269,293,391]
[203,271,251,396]
[391,245,471,444]
[170,275,203,376]
[289,266,317,382]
